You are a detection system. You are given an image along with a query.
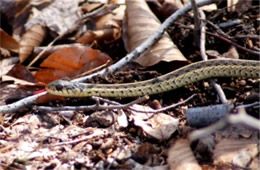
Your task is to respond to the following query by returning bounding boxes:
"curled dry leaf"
[222,46,239,59]
[25,0,81,36]
[77,28,121,45]
[182,0,217,12]
[81,2,103,13]
[77,4,125,44]
[130,104,179,141]
[0,28,19,52]
[35,45,111,83]
[6,64,36,83]
[124,0,186,67]
[149,0,184,20]
[0,57,19,77]
[213,139,258,168]
[227,0,252,13]
[19,24,46,63]
[168,139,201,170]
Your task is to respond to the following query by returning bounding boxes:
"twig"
[199,10,207,61]
[0,92,47,113]
[189,106,260,141]
[236,102,260,109]
[50,129,108,147]
[27,35,60,67]
[0,0,216,113]
[106,146,124,170]
[81,4,119,20]
[191,0,201,46]
[129,94,195,114]
[201,19,232,40]
[234,34,259,39]
[228,107,260,129]
[92,95,149,107]
[206,31,260,56]
[217,19,242,29]
[189,117,228,141]
[38,96,149,112]
[210,79,228,103]
[198,10,228,103]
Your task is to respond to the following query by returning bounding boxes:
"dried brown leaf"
[222,46,239,59]
[0,57,19,77]
[227,0,252,13]
[130,104,179,141]
[182,0,217,12]
[6,64,36,83]
[168,139,201,170]
[25,0,81,36]
[77,28,121,45]
[19,24,46,63]
[213,139,258,167]
[124,0,186,67]
[35,45,111,83]
[0,29,19,52]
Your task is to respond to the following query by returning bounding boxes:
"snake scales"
[46,59,260,98]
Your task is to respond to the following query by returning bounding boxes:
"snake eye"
[55,84,64,91]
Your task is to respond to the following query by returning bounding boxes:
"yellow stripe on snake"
[46,59,260,98]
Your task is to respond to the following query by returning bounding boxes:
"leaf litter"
[0,0,259,169]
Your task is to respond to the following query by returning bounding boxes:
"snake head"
[45,79,77,96]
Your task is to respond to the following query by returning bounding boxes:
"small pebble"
[230,82,235,88]
[239,80,246,86]
[149,100,161,109]
[203,82,210,88]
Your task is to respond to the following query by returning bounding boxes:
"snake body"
[46,59,260,98]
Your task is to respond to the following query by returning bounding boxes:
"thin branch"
[129,94,196,114]
[206,31,260,56]
[210,79,228,103]
[198,10,228,103]
[50,129,108,147]
[236,102,260,109]
[199,10,207,61]
[0,92,47,113]
[191,0,201,46]
[228,107,260,129]
[38,96,149,112]
[201,19,232,39]
[189,106,260,141]
[106,146,124,170]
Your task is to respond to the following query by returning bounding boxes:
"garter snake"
[46,59,260,98]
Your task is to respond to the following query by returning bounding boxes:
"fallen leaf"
[130,104,179,141]
[213,139,258,167]
[0,28,19,52]
[77,28,121,45]
[0,57,19,77]
[19,24,46,63]
[168,139,201,170]
[6,64,36,83]
[35,45,111,83]
[222,46,239,59]
[183,0,217,12]
[124,0,186,67]
[25,0,81,36]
